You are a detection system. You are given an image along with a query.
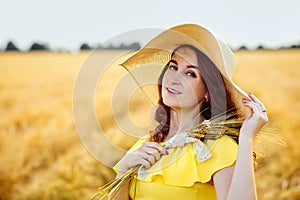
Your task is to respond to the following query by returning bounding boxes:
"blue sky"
[1,0,300,50]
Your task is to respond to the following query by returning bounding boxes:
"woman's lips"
[166,87,182,94]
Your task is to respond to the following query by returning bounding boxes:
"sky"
[1,0,300,51]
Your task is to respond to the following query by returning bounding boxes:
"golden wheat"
[0,50,299,199]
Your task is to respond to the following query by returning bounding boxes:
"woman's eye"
[168,65,177,70]
[186,71,197,78]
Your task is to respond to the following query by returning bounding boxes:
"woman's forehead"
[172,47,198,66]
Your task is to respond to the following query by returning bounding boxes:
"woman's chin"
[163,99,181,109]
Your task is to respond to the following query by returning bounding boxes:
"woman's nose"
[170,72,182,85]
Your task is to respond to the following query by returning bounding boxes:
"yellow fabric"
[113,135,238,200]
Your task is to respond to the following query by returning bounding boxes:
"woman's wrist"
[117,163,130,178]
[238,132,255,146]
[116,167,130,178]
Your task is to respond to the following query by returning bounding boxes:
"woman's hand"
[117,142,168,176]
[240,92,268,141]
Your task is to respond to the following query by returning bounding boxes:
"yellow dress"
[114,135,238,200]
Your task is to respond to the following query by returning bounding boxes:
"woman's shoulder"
[195,135,238,182]
[205,135,238,155]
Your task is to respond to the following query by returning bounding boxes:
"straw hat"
[120,23,249,119]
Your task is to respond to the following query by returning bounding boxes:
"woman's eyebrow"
[186,65,201,72]
[169,59,200,70]
[169,59,177,65]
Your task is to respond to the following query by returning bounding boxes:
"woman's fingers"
[248,92,266,112]
[242,98,261,114]
[248,92,261,103]
[139,157,152,169]
[240,93,269,139]
[141,153,156,165]
[143,142,169,155]
[242,94,269,123]
[135,142,169,168]
[140,142,168,159]
[119,142,169,172]
[144,147,162,161]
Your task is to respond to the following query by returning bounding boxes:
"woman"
[113,24,268,200]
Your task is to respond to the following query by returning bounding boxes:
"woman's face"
[162,46,208,110]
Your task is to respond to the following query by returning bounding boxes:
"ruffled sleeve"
[113,135,238,186]
[197,135,238,182]
[140,135,238,186]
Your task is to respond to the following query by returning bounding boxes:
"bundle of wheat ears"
[90,110,246,200]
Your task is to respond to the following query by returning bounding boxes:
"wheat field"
[0,50,299,199]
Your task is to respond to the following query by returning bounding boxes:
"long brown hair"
[150,44,237,143]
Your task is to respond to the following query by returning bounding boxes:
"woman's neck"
[166,107,204,140]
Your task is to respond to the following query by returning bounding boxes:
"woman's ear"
[204,92,209,102]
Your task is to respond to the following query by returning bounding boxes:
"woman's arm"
[214,93,268,200]
[214,135,257,200]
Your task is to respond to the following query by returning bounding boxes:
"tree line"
[1,40,300,52]
[1,41,141,52]
[237,44,300,50]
